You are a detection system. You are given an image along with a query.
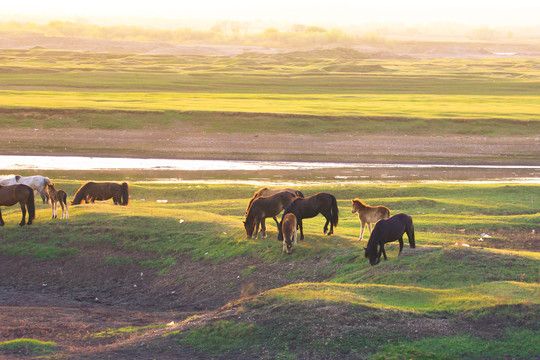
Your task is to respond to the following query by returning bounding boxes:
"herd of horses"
[0,176,413,266]
[0,175,129,226]
[244,187,415,265]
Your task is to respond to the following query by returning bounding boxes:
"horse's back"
[250,191,294,218]
[373,213,411,238]
[0,184,33,205]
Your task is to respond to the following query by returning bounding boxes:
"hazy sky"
[4,0,540,27]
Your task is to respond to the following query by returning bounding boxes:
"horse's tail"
[26,188,36,223]
[331,194,339,227]
[61,191,68,205]
[408,217,416,248]
[121,182,129,205]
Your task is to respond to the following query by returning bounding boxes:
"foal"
[351,199,390,240]
[46,183,69,219]
[281,213,298,255]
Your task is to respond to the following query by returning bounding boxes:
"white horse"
[0,175,51,204]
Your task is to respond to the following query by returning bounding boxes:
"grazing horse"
[0,175,51,204]
[245,187,304,217]
[351,199,390,240]
[244,191,296,239]
[364,213,415,266]
[278,192,339,241]
[71,182,129,206]
[0,184,35,226]
[46,183,69,219]
[281,213,298,254]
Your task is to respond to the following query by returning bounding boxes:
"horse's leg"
[40,190,47,204]
[261,218,267,238]
[253,220,260,239]
[65,201,69,219]
[376,244,384,264]
[359,221,365,240]
[0,209,4,226]
[59,202,65,219]
[327,217,334,235]
[19,201,26,226]
[367,222,372,235]
[298,219,304,240]
[398,236,404,254]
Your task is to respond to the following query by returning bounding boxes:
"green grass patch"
[259,281,539,313]
[178,320,260,355]
[331,247,540,288]
[0,338,57,355]
[91,325,167,338]
[372,328,539,360]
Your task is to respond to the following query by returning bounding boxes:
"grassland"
[0,180,538,359]
[0,45,538,359]
[0,49,539,135]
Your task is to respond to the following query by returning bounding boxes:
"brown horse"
[0,184,35,226]
[351,199,390,241]
[245,187,304,217]
[244,191,296,239]
[281,213,298,254]
[46,183,69,219]
[364,213,415,266]
[71,182,129,206]
[278,192,339,241]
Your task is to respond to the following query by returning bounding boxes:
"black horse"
[278,192,339,241]
[364,213,415,266]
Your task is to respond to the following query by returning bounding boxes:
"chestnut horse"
[245,187,304,217]
[0,184,35,226]
[71,182,129,206]
[281,213,298,254]
[351,199,390,240]
[364,213,415,266]
[46,183,69,219]
[244,191,296,239]
[278,192,339,241]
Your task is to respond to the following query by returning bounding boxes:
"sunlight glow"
[4,0,540,27]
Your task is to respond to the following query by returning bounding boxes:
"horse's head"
[243,220,255,239]
[282,237,293,255]
[351,200,358,214]
[364,247,378,266]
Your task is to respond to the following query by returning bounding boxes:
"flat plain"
[0,44,538,359]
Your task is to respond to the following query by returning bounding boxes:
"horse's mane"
[353,198,368,208]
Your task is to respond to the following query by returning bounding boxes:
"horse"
[0,175,50,204]
[244,191,296,239]
[351,199,390,240]
[0,184,35,226]
[278,192,339,241]
[71,182,129,206]
[245,187,304,217]
[364,213,415,266]
[281,213,298,254]
[46,183,69,219]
